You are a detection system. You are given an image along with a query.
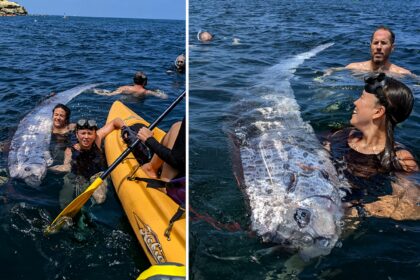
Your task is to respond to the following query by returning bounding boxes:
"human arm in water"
[94,86,168,99]
[48,147,72,173]
[362,175,420,220]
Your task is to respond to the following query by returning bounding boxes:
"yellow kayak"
[104,100,186,266]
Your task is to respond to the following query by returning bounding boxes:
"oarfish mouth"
[9,166,44,187]
[24,175,42,187]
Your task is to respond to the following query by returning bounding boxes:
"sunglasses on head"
[76,119,98,130]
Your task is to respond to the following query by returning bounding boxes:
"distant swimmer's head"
[133,71,148,86]
[175,54,186,72]
[52,103,71,128]
[370,26,395,64]
[198,31,213,42]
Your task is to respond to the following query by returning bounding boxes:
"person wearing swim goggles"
[348,72,417,172]
[324,73,419,220]
[49,117,126,205]
[76,119,98,131]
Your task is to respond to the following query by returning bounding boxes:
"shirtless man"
[346,26,411,75]
[97,71,167,99]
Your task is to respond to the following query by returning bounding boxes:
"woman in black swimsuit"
[328,73,418,219]
[50,104,76,164]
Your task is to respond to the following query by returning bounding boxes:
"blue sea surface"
[189,0,419,279]
[0,15,185,280]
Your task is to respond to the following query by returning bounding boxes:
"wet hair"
[133,71,148,86]
[52,103,71,125]
[197,31,214,42]
[364,73,414,171]
[371,26,395,44]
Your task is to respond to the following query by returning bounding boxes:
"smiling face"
[370,29,394,65]
[52,108,68,129]
[76,129,96,150]
[350,90,382,129]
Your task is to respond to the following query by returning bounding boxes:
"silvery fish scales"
[235,44,350,260]
[8,84,98,187]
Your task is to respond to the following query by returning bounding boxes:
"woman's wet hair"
[52,103,71,125]
[133,71,148,86]
[364,73,414,171]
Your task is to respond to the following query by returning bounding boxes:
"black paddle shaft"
[100,90,186,179]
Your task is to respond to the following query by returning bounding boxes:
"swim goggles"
[76,119,98,130]
[364,72,389,106]
[364,72,387,94]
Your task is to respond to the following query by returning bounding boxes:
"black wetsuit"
[70,143,106,179]
[145,118,185,177]
[50,132,73,164]
[329,128,393,204]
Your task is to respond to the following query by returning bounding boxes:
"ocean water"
[0,16,185,280]
[189,0,419,279]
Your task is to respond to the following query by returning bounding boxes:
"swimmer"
[51,104,75,164]
[52,104,75,135]
[95,71,168,99]
[198,31,214,42]
[326,73,419,220]
[346,26,411,74]
[175,54,186,73]
[318,26,413,81]
[49,117,125,207]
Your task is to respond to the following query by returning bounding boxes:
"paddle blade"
[45,177,104,234]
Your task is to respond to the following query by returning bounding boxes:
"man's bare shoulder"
[118,85,146,95]
[345,61,371,71]
[389,64,412,75]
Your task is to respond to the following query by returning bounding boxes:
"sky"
[16,0,186,20]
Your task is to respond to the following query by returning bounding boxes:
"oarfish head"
[291,196,343,260]
[265,195,343,261]
[9,163,46,187]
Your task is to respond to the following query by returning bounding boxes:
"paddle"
[45,91,186,234]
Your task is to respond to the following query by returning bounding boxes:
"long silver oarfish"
[8,84,98,187]
[233,43,351,260]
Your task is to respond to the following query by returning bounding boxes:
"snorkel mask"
[76,119,98,130]
[364,72,390,108]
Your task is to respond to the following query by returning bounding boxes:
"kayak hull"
[105,101,186,265]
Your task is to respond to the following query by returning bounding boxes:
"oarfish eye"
[294,208,311,228]
[302,235,313,245]
[316,237,331,248]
